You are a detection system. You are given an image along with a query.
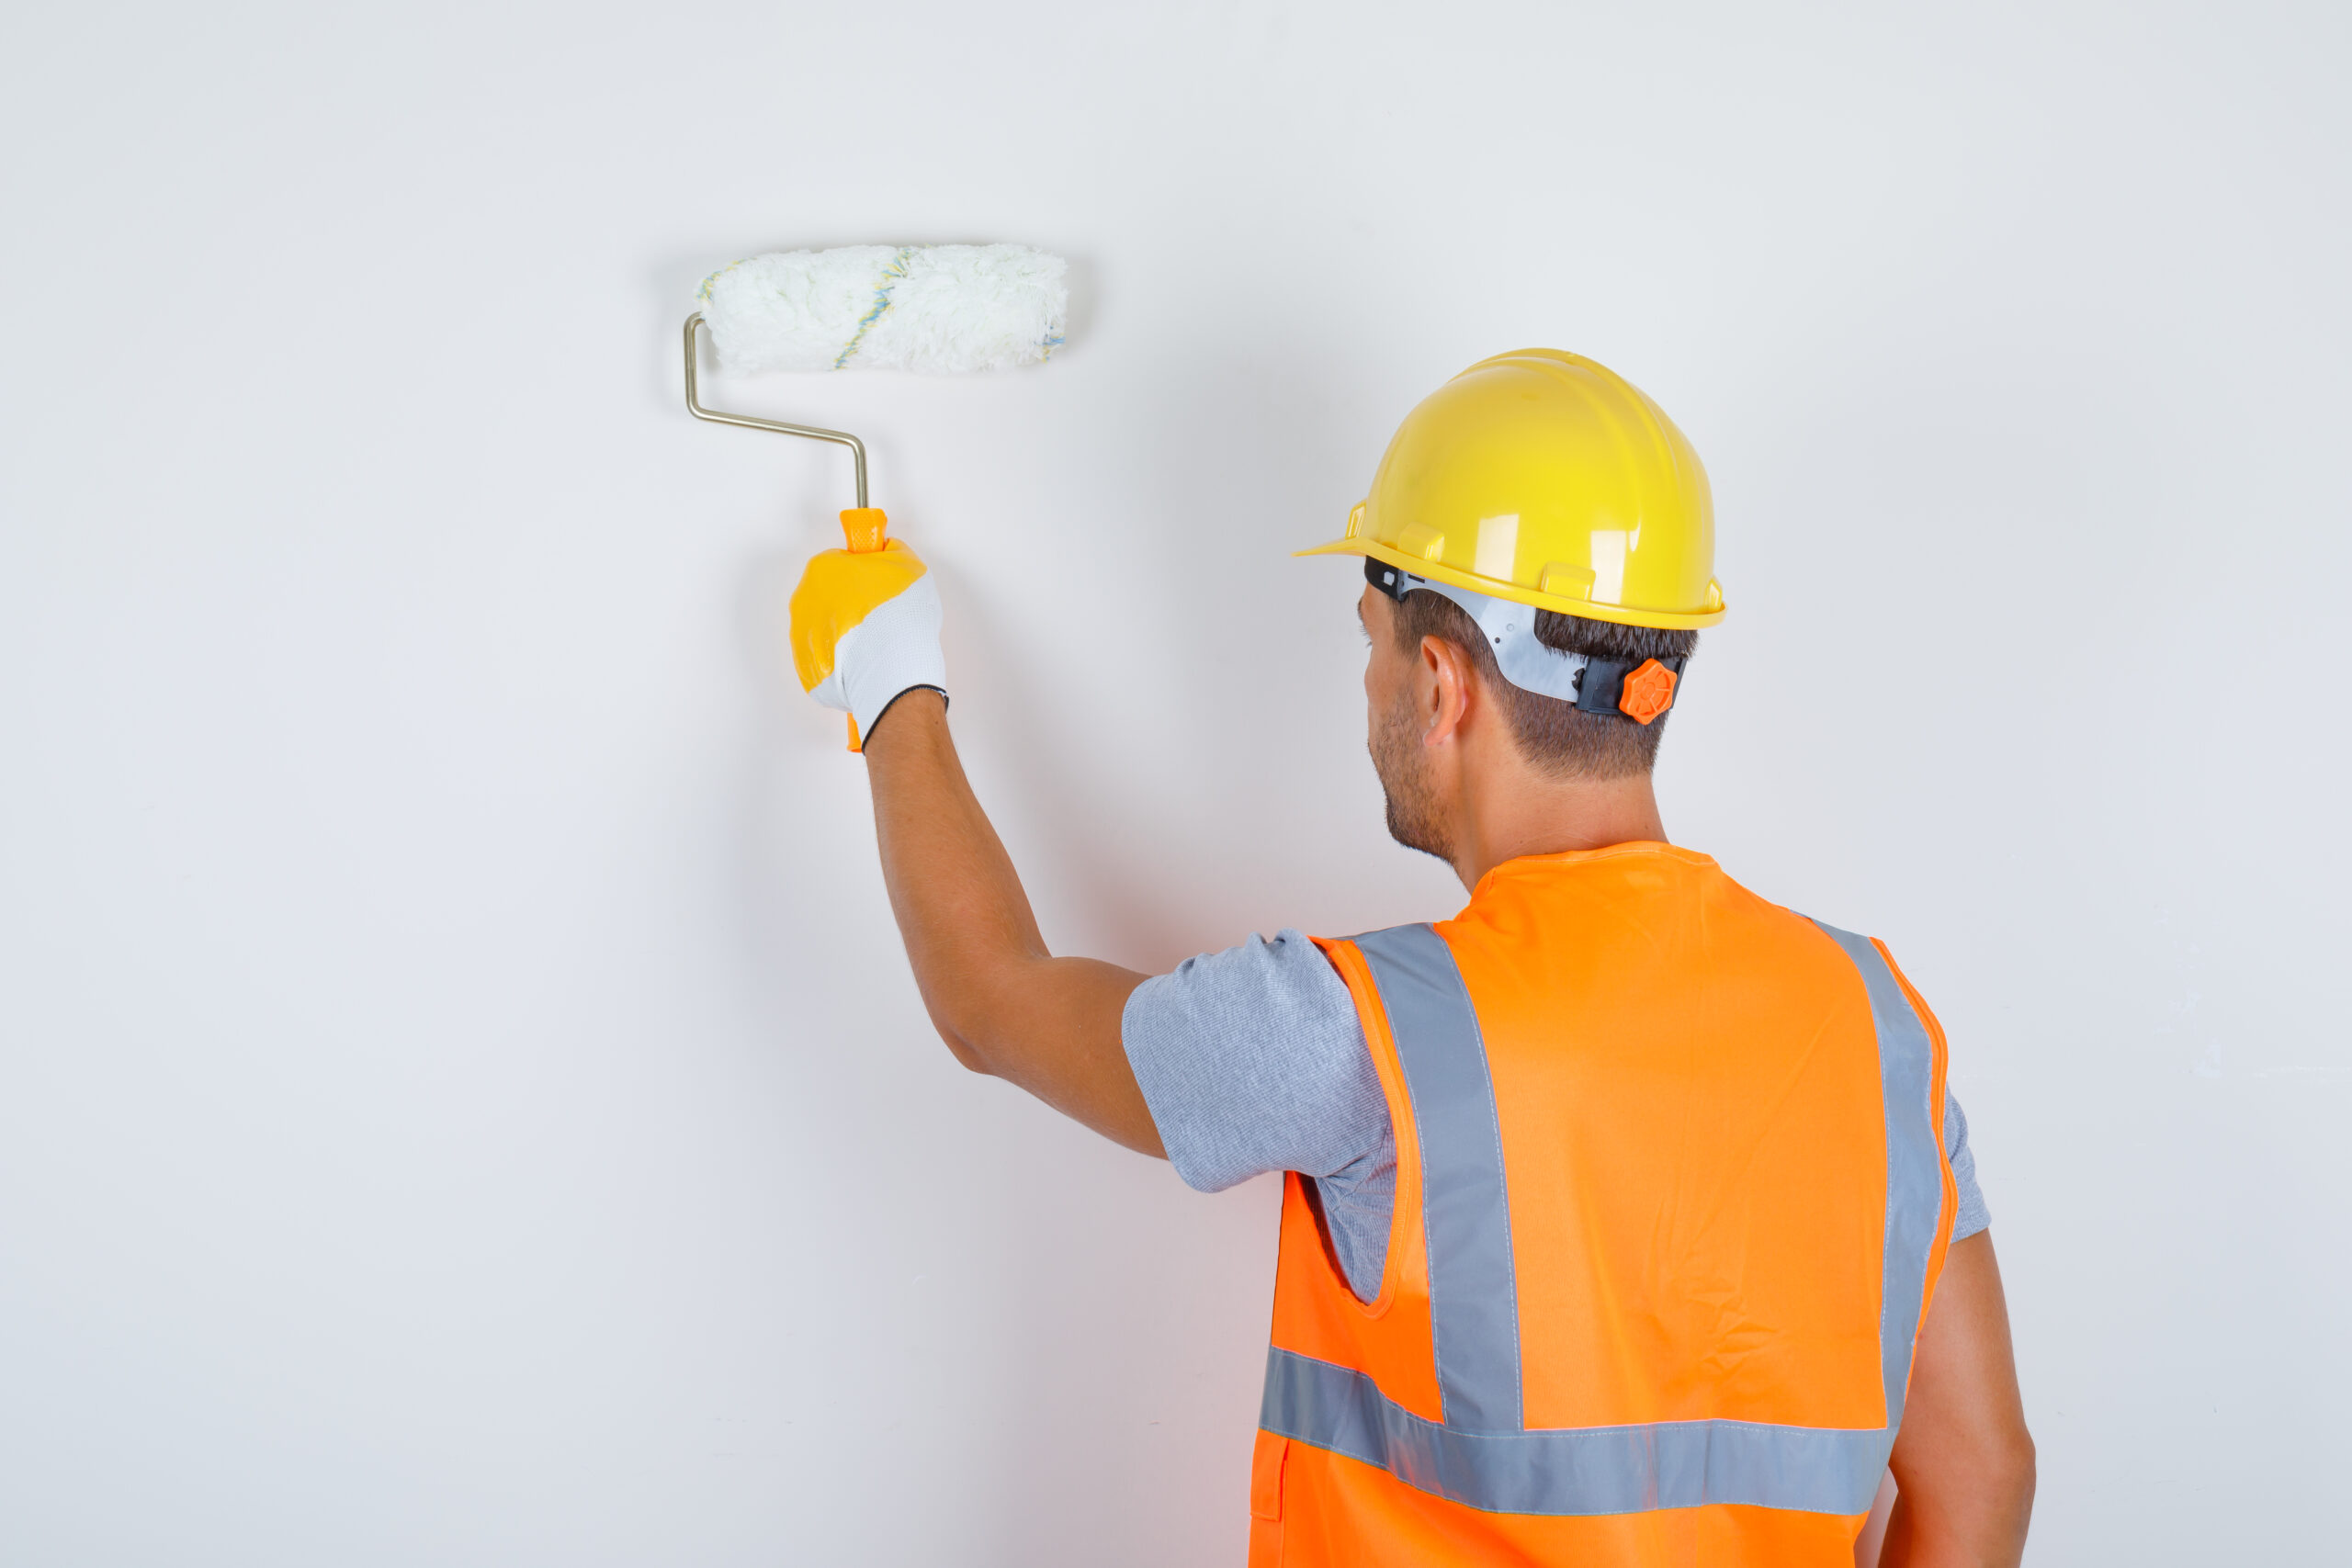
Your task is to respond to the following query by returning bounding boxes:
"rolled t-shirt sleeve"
[1947,1090,1991,1242]
[1121,930,1389,1193]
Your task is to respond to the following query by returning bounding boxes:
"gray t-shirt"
[1123,928,1991,1303]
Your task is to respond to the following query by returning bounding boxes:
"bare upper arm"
[956,955,1165,1159]
[1879,1231,2035,1565]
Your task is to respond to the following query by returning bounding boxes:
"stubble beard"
[1372,694,1453,865]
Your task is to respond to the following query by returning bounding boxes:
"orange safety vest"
[1250,845,1956,1566]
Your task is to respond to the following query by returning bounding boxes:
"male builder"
[787,351,2035,1565]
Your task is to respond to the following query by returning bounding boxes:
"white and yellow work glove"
[788,508,946,752]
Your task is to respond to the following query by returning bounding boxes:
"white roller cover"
[697,244,1068,374]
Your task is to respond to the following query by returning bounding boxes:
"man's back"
[1254,846,1955,1564]
[1440,847,1920,1430]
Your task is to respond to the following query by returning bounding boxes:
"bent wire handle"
[682,313,870,509]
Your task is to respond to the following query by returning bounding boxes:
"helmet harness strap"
[1365,558,1685,723]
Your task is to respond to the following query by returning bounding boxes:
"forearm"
[862,689,1046,1057]
[858,693,1160,1152]
[1878,1479,2034,1568]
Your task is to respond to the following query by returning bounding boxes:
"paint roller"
[683,243,1069,559]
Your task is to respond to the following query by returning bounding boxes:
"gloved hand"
[788,508,947,752]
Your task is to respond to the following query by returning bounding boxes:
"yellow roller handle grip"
[839,508,888,749]
[841,507,888,555]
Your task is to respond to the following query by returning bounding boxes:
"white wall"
[3,3,2345,1562]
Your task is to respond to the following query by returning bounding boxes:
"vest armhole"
[1310,934,1423,1320]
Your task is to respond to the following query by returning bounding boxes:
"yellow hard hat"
[1301,349,1724,629]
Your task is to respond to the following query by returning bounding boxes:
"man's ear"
[1419,635,1479,747]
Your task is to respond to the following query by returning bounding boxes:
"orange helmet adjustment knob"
[1616,659,1679,725]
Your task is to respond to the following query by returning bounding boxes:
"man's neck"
[1450,768,1667,892]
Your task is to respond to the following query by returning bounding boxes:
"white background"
[3,3,2346,1562]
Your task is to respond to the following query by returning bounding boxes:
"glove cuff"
[810,572,948,744]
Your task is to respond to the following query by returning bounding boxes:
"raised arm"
[853,692,1161,1155]
[784,517,1159,1153]
[1876,1231,2036,1566]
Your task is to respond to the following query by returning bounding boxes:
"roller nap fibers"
[696,244,1068,375]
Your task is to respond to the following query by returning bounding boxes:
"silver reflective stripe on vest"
[1809,919,1946,1431]
[1261,1348,1893,1516]
[1261,918,1948,1517]
[1351,923,1521,1433]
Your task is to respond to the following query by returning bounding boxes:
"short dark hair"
[1390,592,1698,779]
